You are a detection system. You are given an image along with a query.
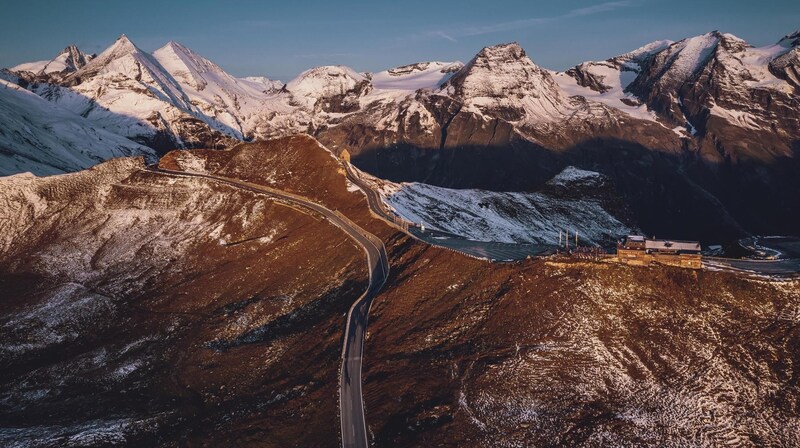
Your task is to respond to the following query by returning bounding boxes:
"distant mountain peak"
[386,61,462,77]
[609,39,673,65]
[158,40,195,56]
[442,41,567,122]
[59,45,92,69]
[153,40,223,74]
[779,30,800,47]
[9,44,92,76]
[475,42,527,63]
[112,34,137,51]
[286,65,371,113]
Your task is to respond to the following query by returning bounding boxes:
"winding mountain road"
[147,166,388,448]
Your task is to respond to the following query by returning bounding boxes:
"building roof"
[626,235,645,242]
[645,239,701,252]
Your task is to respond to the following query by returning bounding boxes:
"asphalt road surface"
[705,257,800,276]
[148,167,387,448]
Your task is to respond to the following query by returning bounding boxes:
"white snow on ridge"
[615,40,673,64]
[153,41,286,136]
[243,76,284,91]
[11,60,50,74]
[553,39,675,124]
[0,79,154,176]
[371,61,463,91]
[737,44,794,92]
[286,65,367,103]
[34,51,77,75]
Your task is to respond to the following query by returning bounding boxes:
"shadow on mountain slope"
[348,137,800,243]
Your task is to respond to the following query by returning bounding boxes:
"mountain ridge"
[3,29,799,241]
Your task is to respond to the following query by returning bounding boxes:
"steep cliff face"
[627,31,800,161]
[769,31,800,92]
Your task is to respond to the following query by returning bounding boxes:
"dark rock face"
[59,45,92,72]
[317,78,372,114]
[387,61,462,77]
[770,48,800,92]
[566,62,617,93]
[770,32,800,93]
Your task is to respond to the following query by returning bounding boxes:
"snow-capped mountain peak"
[57,45,93,71]
[103,34,137,57]
[153,40,226,91]
[779,30,800,46]
[286,65,372,112]
[10,44,93,76]
[152,39,294,136]
[67,34,156,81]
[611,40,674,65]
[65,34,192,107]
[287,65,369,96]
[657,32,721,85]
[442,42,568,122]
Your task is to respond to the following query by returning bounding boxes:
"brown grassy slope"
[165,135,800,447]
[0,156,367,447]
[365,245,800,447]
[160,134,397,242]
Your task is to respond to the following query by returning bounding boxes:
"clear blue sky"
[1,0,798,81]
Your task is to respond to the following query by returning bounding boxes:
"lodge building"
[617,235,702,269]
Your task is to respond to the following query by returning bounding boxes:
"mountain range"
[3,30,799,242]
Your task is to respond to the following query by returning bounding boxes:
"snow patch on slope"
[243,76,284,91]
[371,61,463,91]
[554,68,659,123]
[554,40,673,123]
[374,166,634,245]
[661,33,721,85]
[0,79,154,176]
